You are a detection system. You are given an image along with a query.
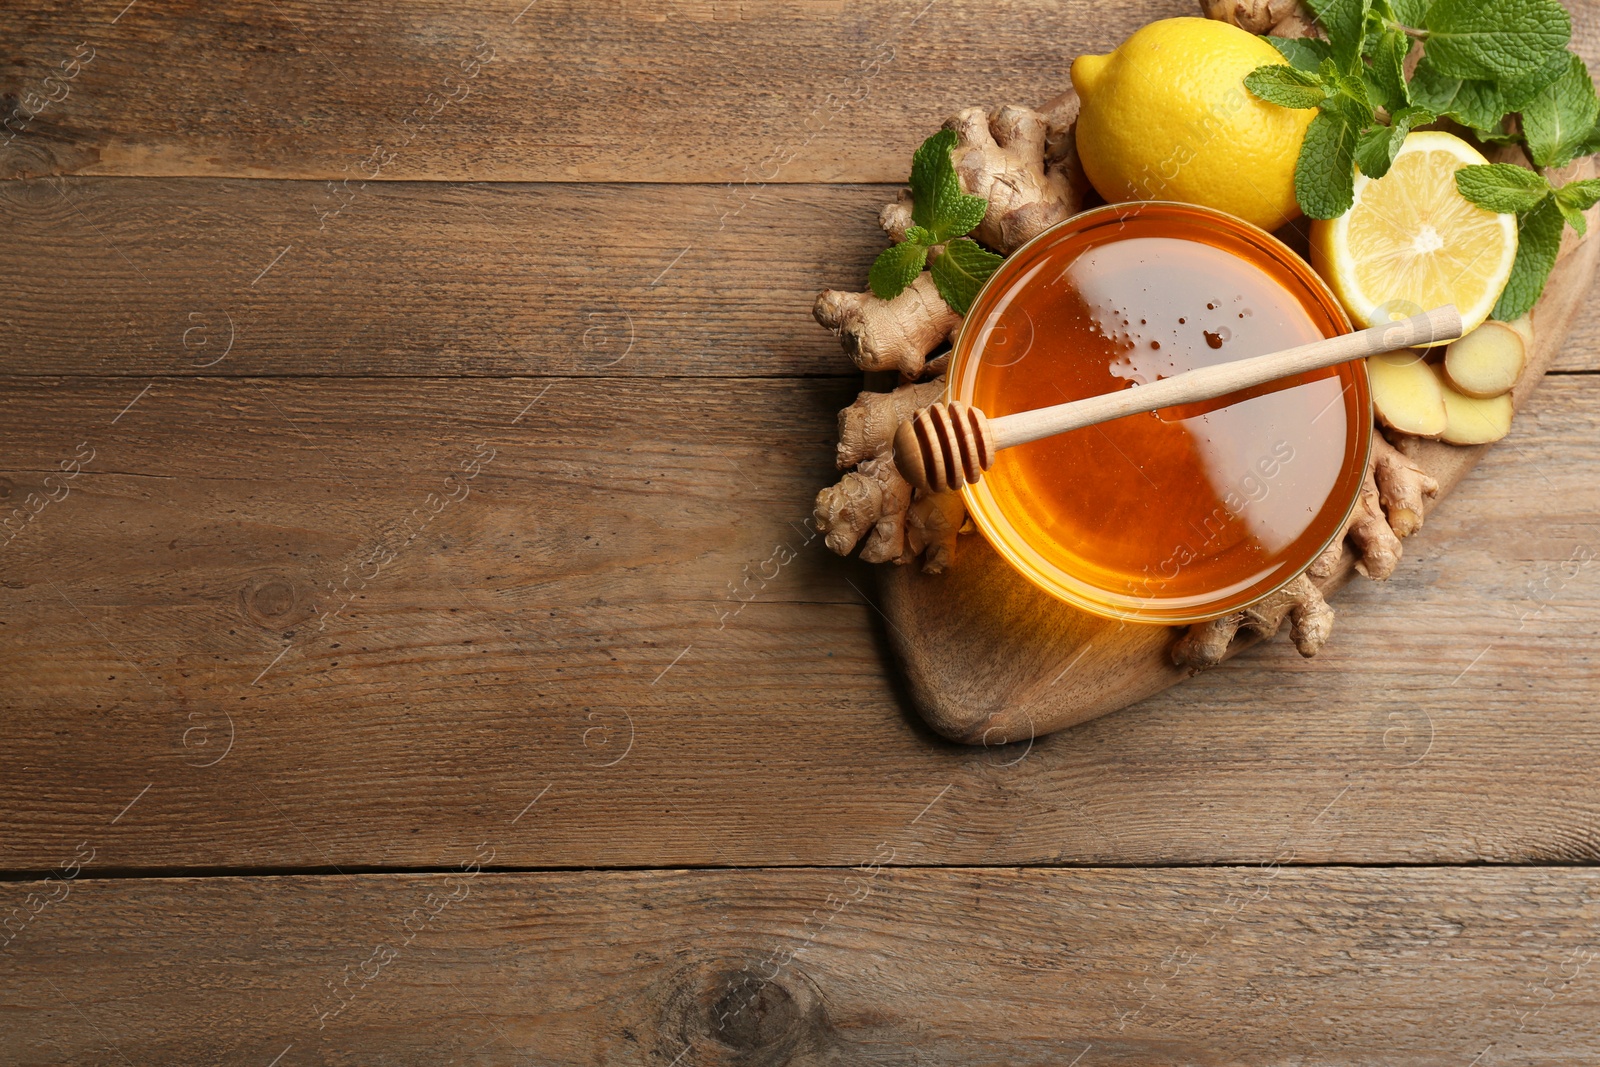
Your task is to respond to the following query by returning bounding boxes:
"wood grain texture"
[0,177,891,378]
[0,0,1186,184]
[885,181,1599,743]
[2,0,1596,187]
[2,373,1599,871]
[4,176,1598,380]
[5,866,1600,1064]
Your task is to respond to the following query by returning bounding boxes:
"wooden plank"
[4,866,1600,1063]
[1,374,1598,871]
[4,0,1598,186]
[0,0,1195,184]
[6,176,1600,378]
[0,177,889,378]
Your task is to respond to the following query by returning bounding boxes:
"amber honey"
[949,202,1370,622]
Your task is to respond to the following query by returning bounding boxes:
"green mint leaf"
[1305,0,1371,72]
[1522,53,1600,170]
[1354,106,1434,178]
[1391,104,1435,132]
[929,238,1003,315]
[1493,196,1563,320]
[1555,178,1600,235]
[1500,48,1574,109]
[1353,124,1394,178]
[1554,177,1600,213]
[1265,35,1333,72]
[1324,80,1377,129]
[1245,64,1328,109]
[1367,28,1411,112]
[1295,109,1359,218]
[935,191,990,243]
[1388,0,1431,25]
[1469,126,1524,146]
[902,225,937,246]
[868,241,929,301]
[907,130,991,242]
[1455,163,1552,213]
[1556,198,1589,235]
[1407,54,1508,130]
[1576,117,1600,155]
[1421,0,1572,81]
[908,130,957,230]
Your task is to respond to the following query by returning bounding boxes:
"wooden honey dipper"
[894,304,1463,494]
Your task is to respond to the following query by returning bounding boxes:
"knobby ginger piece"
[945,105,1082,255]
[835,379,946,469]
[1201,0,1300,33]
[1369,432,1438,538]
[813,274,961,378]
[1172,574,1334,668]
[814,454,914,565]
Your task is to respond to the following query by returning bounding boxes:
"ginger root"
[1201,0,1301,32]
[815,453,915,565]
[1369,431,1439,540]
[879,103,1087,257]
[1173,573,1334,668]
[815,380,969,572]
[1306,431,1437,582]
[906,489,968,574]
[820,98,1088,382]
[1179,432,1438,667]
[835,379,946,469]
[946,104,1084,255]
[814,274,961,378]
[1203,0,1320,36]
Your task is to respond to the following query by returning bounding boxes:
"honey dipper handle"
[986,305,1463,451]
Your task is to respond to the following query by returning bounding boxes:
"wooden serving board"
[884,161,1600,745]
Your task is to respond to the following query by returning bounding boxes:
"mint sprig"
[1243,55,1410,216]
[1456,167,1600,318]
[1418,0,1572,82]
[1244,0,1599,319]
[1522,53,1600,168]
[867,130,997,313]
[930,238,1005,313]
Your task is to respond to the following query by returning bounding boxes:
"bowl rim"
[945,199,1371,625]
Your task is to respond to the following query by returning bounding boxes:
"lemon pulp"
[1312,131,1517,336]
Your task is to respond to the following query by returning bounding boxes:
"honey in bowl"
[948,202,1370,623]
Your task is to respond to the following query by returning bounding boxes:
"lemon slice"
[1311,131,1517,339]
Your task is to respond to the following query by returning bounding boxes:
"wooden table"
[4,2,1600,1062]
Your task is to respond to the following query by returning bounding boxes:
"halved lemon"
[1311,131,1517,339]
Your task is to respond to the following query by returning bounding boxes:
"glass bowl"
[945,201,1370,624]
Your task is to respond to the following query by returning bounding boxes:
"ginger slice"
[1369,350,1447,438]
[1443,321,1525,399]
[1435,366,1514,445]
[1505,314,1534,348]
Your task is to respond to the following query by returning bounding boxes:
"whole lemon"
[1072,18,1313,232]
